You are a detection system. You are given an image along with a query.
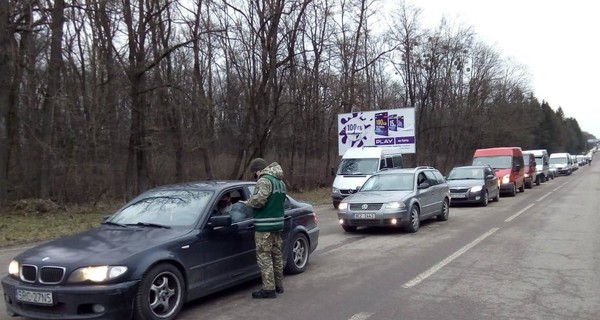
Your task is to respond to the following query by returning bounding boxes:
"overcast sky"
[405,0,600,139]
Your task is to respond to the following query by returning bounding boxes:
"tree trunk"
[39,0,65,198]
[0,0,10,202]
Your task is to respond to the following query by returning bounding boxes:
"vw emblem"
[361,204,369,210]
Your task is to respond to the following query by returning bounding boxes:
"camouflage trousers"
[255,231,284,290]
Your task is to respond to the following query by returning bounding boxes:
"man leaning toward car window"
[241,158,286,299]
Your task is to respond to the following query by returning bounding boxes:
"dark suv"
[337,166,450,233]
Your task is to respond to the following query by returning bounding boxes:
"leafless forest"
[0,0,591,203]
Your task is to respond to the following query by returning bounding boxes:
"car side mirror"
[102,215,111,222]
[208,215,232,228]
[418,182,430,189]
[514,164,521,172]
[485,175,495,180]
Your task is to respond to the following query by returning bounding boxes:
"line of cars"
[335,146,595,234]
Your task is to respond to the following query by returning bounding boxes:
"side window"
[417,173,427,186]
[380,157,393,170]
[392,156,403,168]
[424,171,438,185]
[432,170,445,184]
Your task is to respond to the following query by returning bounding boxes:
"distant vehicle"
[332,147,403,209]
[576,155,588,166]
[337,166,450,233]
[571,155,579,171]
[524,149,553,182]
[522,152,537,188]
[446,165,500,206]
[549,153,573,175]
[472,147,525,197]
[2,181,320,320]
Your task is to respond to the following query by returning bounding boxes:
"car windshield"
[361,173,414,191]
[337,158,379,175]
[447,168,483,180]
[108,190,213,227]
[472,156,512,169]
[549,157,567,165]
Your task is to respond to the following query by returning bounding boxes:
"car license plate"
[354,213,375,219]
[451,194,466,199]
[16,289,53,305]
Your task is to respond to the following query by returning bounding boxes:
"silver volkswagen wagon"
[337,167,450,233]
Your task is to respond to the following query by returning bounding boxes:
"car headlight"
[332,187,340,194]
[338,202,348,210]
[8,260,19,277]
[524,173,529,178]
[502,174,510,184]
[470,186,482,193]
[385,201,406,209]
[67,266,128,283]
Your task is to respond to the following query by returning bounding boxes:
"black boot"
[252,289,276,299]
[275,286,284,294]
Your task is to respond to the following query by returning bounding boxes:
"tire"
[518,182,525,193]
[535,176,540,186]
[405,205,420,233]
[480,191,489,207]
[437,199,450,221]
[284,233,310,274]
[342,225,358,233]
[509,184,516,197]
[134,263,184,320]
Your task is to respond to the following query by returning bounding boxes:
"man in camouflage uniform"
[244,158,286,299]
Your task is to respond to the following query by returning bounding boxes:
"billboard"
[337,107,416,156]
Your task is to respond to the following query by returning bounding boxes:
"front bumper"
[449,189,485,203]
[2,275,139,320]
[338,209,409,228]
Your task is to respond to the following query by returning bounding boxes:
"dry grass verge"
[0,188,330,247]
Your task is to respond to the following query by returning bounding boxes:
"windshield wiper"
[101,221,129,228]
[128,222,171,229]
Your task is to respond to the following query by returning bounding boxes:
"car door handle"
[246,224,255,230]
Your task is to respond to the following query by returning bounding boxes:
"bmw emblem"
[361,204,368,210]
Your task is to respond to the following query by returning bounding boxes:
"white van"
[523,149,552,182]
[331,147,403,208]
[549,152,573,176]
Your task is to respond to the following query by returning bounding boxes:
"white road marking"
[537,192,552,202]
[349,312,374,320]
[505,203,535,222]
[553,182,568,192]
[402,228,500,288]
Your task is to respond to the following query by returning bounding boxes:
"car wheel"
[509,184,516,197]
[284,233,310,274]
[493,189,500,202]
[480,191,489,207]
[342,225,358,233]
[405,205,420,233]
[134,263,184,320]
[518,182,525,193]
[437,199,449,221]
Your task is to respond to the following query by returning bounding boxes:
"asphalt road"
[1,164,599,320]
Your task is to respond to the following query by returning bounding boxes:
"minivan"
[524,149,552,182]
[331,147,403,208]
[522,152,537,188]
[549,153,573,175]
[472,147,525,196]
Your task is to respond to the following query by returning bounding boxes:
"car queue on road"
[336,146,597,234]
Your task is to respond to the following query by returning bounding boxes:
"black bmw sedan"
[2,181,319,320]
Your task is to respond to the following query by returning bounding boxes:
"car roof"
[146,180,254,193]
[376,166,437,175]
[451,165,490,170]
